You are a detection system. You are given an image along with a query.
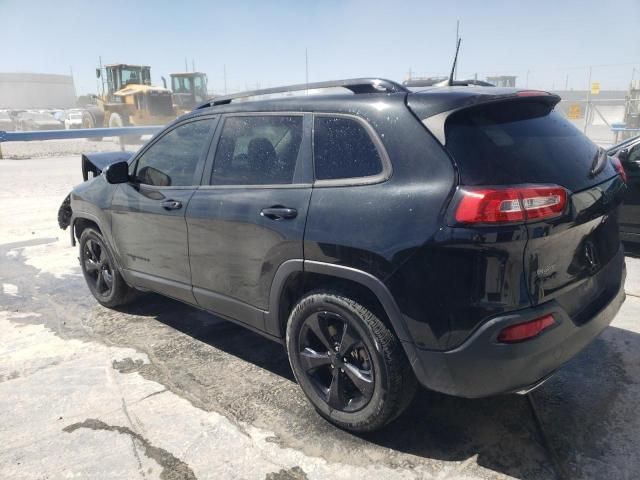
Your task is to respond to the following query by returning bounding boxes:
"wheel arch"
[71,214,103,247]
[266,260,413,345]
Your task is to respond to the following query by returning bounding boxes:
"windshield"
[172,76,192,93]
[121,68,143,85]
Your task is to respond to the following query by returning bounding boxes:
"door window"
[313,116,383,180]
[134,118,215,186]
[211,116,303,185]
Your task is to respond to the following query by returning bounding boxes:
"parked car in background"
[51,109,66,123]
[0,110,16,131]
[608,135,640,244]
[59,78,627,432]
[16,111,64,131]
[64,109,85,129]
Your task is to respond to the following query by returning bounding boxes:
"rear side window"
[313,116,383,180]
[211,115,303,185]
[444,101,612,192]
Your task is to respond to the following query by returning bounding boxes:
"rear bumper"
[406,246,626,398]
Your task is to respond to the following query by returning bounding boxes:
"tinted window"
[444,101,615,191]
[134,119,214,186]
[313,116,383,180]
[211,116,303,185]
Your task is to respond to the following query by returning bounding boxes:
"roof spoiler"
[197,78,409,109]
[413,91,560,145]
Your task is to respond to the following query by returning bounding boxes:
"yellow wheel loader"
[86,64,176,139]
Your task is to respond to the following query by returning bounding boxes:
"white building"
[0,72,76,109]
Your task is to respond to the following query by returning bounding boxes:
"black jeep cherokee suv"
[61,78,627,432]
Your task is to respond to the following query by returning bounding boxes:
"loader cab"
[105,64,152,98]
[170,72,208,112]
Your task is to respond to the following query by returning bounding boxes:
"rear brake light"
[497,314,555,343]
[517,90,551,97]
[610,155,627,182]
[454,185,567,225]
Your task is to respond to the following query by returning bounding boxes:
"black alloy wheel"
[83,238,114,296]
[79,228,138,308]
[299,310,375,412]
[286,291,417,432]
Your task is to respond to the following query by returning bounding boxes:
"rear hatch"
[430,94,626,318]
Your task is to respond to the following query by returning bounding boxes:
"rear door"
[619,140,640,239]
[186,113,312,331]
[110,116,217,303]
[444,99,626,317]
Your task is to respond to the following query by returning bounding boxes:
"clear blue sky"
[1,0,638,94]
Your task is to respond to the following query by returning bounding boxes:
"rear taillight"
[454,185,567,225]
[516,90,551,97]
[610,155,627,182]
[497,314,555,343]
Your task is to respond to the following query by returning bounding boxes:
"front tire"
[286,291,417,432]
[79,228,138,308]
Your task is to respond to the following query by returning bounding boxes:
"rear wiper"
[589,148,607,177]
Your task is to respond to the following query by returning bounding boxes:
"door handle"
[160,199,183,210]
[260,207,297,220]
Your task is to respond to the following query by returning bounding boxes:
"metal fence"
[555,97,640,146]
[0,126,163,159]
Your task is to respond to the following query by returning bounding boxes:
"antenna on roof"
[448,38,462,86]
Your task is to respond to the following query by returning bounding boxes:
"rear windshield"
[444,100,615,192]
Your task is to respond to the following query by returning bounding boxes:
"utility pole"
[565,74,569,90]
[584,66,592,134]
[99,56,104,96]
[192,59,195,72]
[305,48,309,94]
[526,69,530,88]
[185,57,188,72]
[223,64,227,94]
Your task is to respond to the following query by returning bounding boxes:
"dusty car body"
[64,109,85,129]
[58,78,627,432]
[16,111,63,131]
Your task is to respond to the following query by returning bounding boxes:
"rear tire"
[79,228,138,308]
[286,290,417,432]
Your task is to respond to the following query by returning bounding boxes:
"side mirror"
[616,149,629,164]
[104,161,129,184]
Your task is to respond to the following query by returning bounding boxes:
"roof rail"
[197,78,409,109]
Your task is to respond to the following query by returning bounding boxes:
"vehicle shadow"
[119,294,640,480]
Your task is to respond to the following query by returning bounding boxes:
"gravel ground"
[1,156,639,479]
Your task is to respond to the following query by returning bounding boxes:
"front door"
[186,114,312,330]
[111,116,217,303]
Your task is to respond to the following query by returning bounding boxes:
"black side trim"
[303,261,412,342]
[265,259,304,337]
[193,286,265,331]
[123,269,196,304]
[265,259,426,379]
